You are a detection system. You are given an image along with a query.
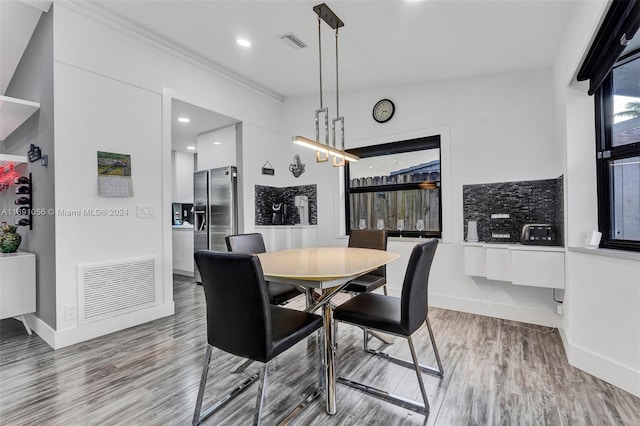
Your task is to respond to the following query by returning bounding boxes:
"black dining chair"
[333,239,444,415]
[341,230,391,348]
[225,233,303,305]
[344,230,388,295]
[193,250,324,426]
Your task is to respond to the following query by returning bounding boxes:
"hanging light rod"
[293,136,359,162]
[293,3,356,166]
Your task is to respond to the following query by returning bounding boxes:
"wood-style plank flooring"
[1,275,639,425]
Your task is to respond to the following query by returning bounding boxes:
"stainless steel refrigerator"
[193,166,238,283]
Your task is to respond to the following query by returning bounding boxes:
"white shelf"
[463,243,565,289]
[0,153,28,168]
[0,95,40,141]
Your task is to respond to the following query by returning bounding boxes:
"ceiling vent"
[278,33,308,50]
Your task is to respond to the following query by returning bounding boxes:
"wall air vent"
[78,257,157,323]
[278,33,308,50]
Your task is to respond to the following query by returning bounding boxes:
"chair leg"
[407,336,430,415]
[193,345,213,426]
[365,329,394,348]
[230,358,254,374]
[363,319,444,377]
[192,345,261,426]
[382,284,388,296]
[336,333,441,414]
[253,364,269,425]
[425,316,444,376]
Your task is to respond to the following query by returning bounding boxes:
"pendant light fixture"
[292,3,359,166]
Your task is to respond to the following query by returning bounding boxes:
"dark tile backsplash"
[463,176,564,245]
[255,184,317,226]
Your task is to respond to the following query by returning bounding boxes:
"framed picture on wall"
[97,151,133,197]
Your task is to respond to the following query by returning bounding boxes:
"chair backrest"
[400,239,438,335]
[225,233,267,254]
[348,230,388,277]
[194,250,272,362]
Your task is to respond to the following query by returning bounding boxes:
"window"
[578,0,640,252]
[344,136,441,238]
[595,50,640,251]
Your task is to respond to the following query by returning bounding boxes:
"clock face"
[373,99,395,123]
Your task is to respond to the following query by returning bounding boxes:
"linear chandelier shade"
[292,136,359,162]
[292,3,359,167]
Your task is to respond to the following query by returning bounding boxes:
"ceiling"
[81,0,579,98]
[171,98,238,153]
[0,1,50,95]
[2,1,589,153]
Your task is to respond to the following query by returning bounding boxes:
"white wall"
[45,3,281,348]
[552,0,640,397]
[196,125,236,171]
[281,68,562,327]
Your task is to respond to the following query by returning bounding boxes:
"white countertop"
[462,242,565,252]
[172,224,194,230]
[255,225,317,229]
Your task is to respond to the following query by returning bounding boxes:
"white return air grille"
[78,257,157,323]
[278,33,308,50]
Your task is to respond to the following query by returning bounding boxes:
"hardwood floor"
[1,275,638,425]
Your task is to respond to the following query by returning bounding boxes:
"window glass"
[609,156,640,240]
[345,141,441,238]
[612,57,640,147]
[349,187,440,235]
[348,149,440,181]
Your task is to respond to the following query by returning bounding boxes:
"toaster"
[520,224,556,245]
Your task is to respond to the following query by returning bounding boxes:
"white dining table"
[257,246,400,416]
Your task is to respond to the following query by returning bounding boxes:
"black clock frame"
[372,99,395,123]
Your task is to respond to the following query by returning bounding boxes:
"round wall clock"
[372,99,395,123]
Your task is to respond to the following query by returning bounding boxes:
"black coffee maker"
[272,203,287,225]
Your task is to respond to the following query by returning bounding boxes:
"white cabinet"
[511,250,565,289]
[463,245,486,276]
[171,151,194,203]
[258,226,318,251]
[0,252,36,334]
[172,227,194,276]
[486,246,513,282]
[463,243,565,289]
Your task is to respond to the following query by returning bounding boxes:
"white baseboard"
[429,293,561,328]
[173,269,194,277]
[564,335,640,398]
[30,302,175,350]
[29,314,56,347]
[429,297,639,398]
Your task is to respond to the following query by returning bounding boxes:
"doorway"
[167,96,240,281]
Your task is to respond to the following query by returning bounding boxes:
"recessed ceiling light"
[187,146,196,150]
[178,117,190,123]
[213,141,222,145]
[236,38,251,48]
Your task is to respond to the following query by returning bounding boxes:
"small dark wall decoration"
[289,154,305,178]
[255,184,317,225]
[463,176,564,245]
[261,161,275,176]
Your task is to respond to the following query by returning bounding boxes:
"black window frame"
[594,48,640,252]
[344,135,442,238]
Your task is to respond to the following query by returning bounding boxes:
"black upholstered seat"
[343,230,388,294]
[192,250,323,425]
[225,233,303,305]
[334,239,444,415]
